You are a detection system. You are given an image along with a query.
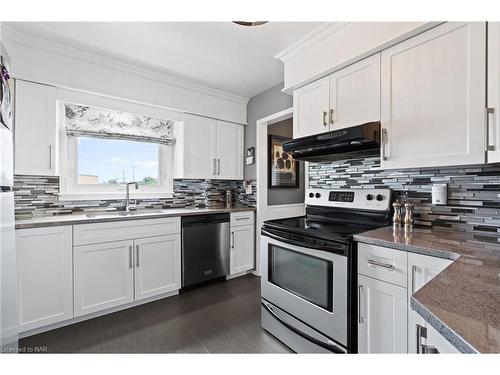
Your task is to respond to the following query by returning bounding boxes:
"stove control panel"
[305,188,391,211]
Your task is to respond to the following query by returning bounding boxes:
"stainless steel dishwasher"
[181,213,230,288]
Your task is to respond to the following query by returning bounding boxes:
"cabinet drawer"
[230,211,255,227]
[358,243,408,287]
[74,217,181,246]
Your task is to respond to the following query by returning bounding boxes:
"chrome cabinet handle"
[136,244,139,267]
[236,216,250,220]
[411,265,417,294]
[330,109,334,125]
[358,285,364,324]
[322,111,328,126]
[381,128,388,160]
[129,245,133,269]
[49,145,52,170]
[231,232,235,249]
[217,158,221,175]
[368,259,394,269]
[213,158,216,175]
[486,107,495,151]
[416,324,439,354]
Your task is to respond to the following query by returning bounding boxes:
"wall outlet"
[432,183,447,205]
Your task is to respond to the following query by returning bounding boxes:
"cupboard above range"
[289,22,500,169]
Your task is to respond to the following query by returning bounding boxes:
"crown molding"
[275,22,350,62]
[2,25,249,105]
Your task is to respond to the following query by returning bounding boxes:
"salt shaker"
[392,200,402,226]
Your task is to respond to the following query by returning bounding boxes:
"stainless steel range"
[261,188,391,353]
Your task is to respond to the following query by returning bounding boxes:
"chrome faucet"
[125,182,138,211]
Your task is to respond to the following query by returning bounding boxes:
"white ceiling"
[6,22,323,98]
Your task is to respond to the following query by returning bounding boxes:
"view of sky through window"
[77,137,159,185]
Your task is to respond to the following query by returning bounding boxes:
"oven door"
[261,233,348,347]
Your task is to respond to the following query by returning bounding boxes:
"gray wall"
[267,118,305,206]
[245,82,293,180]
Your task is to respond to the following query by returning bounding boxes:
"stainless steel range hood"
[282,122,381,162]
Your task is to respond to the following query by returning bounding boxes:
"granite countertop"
[15,206,256,229]
[354,226,500,354]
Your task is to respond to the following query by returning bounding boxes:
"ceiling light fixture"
[232,21,269,27]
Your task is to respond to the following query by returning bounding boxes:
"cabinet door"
[329,54,380,130]
[74,240,134,317]
[381,22,486,169]
[407,253,453,353]
[216,121,244,180]
[488,22,500,163]
[14,80,57,176]
[16,226,73,331]
[230,225,255,275]
[181,114,217,179]
[358,274,407,353]
[293,76,330,138]
[134,234,181,301]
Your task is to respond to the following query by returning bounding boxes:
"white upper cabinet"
[293,76,330,138]
[293,54,381,139]
[329,54,381,130]
[16,226,73,332]
[487,22,500,163]
[381,22,486,169]
[174,114,244,180]
[216,120,244,179]
[14,80,57,176]
[176,114,217,179]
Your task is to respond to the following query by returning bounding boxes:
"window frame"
[58,101,175,201]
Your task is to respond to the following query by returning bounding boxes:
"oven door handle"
[261,301,345,353]
[261,228,345,254]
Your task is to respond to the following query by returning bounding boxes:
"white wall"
[2,26,248,125]
[245,82,293,179]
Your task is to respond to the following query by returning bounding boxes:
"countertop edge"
[409,297,478,354]
[15,207,256,229]
[354,232,480,354]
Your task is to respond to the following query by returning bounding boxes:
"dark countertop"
[15,206,256,229]
[354,226,500,354]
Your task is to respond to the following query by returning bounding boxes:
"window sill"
[58,191,174,201]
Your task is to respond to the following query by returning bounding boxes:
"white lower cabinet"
[230,224,255,275]
[134,235,181,301]
[74,240,135,317]
[357,274,408,353]
[16,226,73,332]
[74,234,182,316]
[358,241,459,354]
[407,252,453,353]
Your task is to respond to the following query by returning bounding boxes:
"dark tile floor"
[19,275,292,353]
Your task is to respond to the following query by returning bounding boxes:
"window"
[77,137,160,186]
[59,99,176,200]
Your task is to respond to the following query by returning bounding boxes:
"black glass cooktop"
[263,216,374,244]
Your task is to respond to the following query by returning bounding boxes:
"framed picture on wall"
[268,134,299,189]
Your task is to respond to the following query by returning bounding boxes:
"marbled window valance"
[64,103,176,145]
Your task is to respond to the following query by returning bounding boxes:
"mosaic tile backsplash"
[14,176,256,219]
[309,157,500,241]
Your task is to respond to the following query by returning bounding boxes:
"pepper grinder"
[404,201,415,228]
[392,200,402,226]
